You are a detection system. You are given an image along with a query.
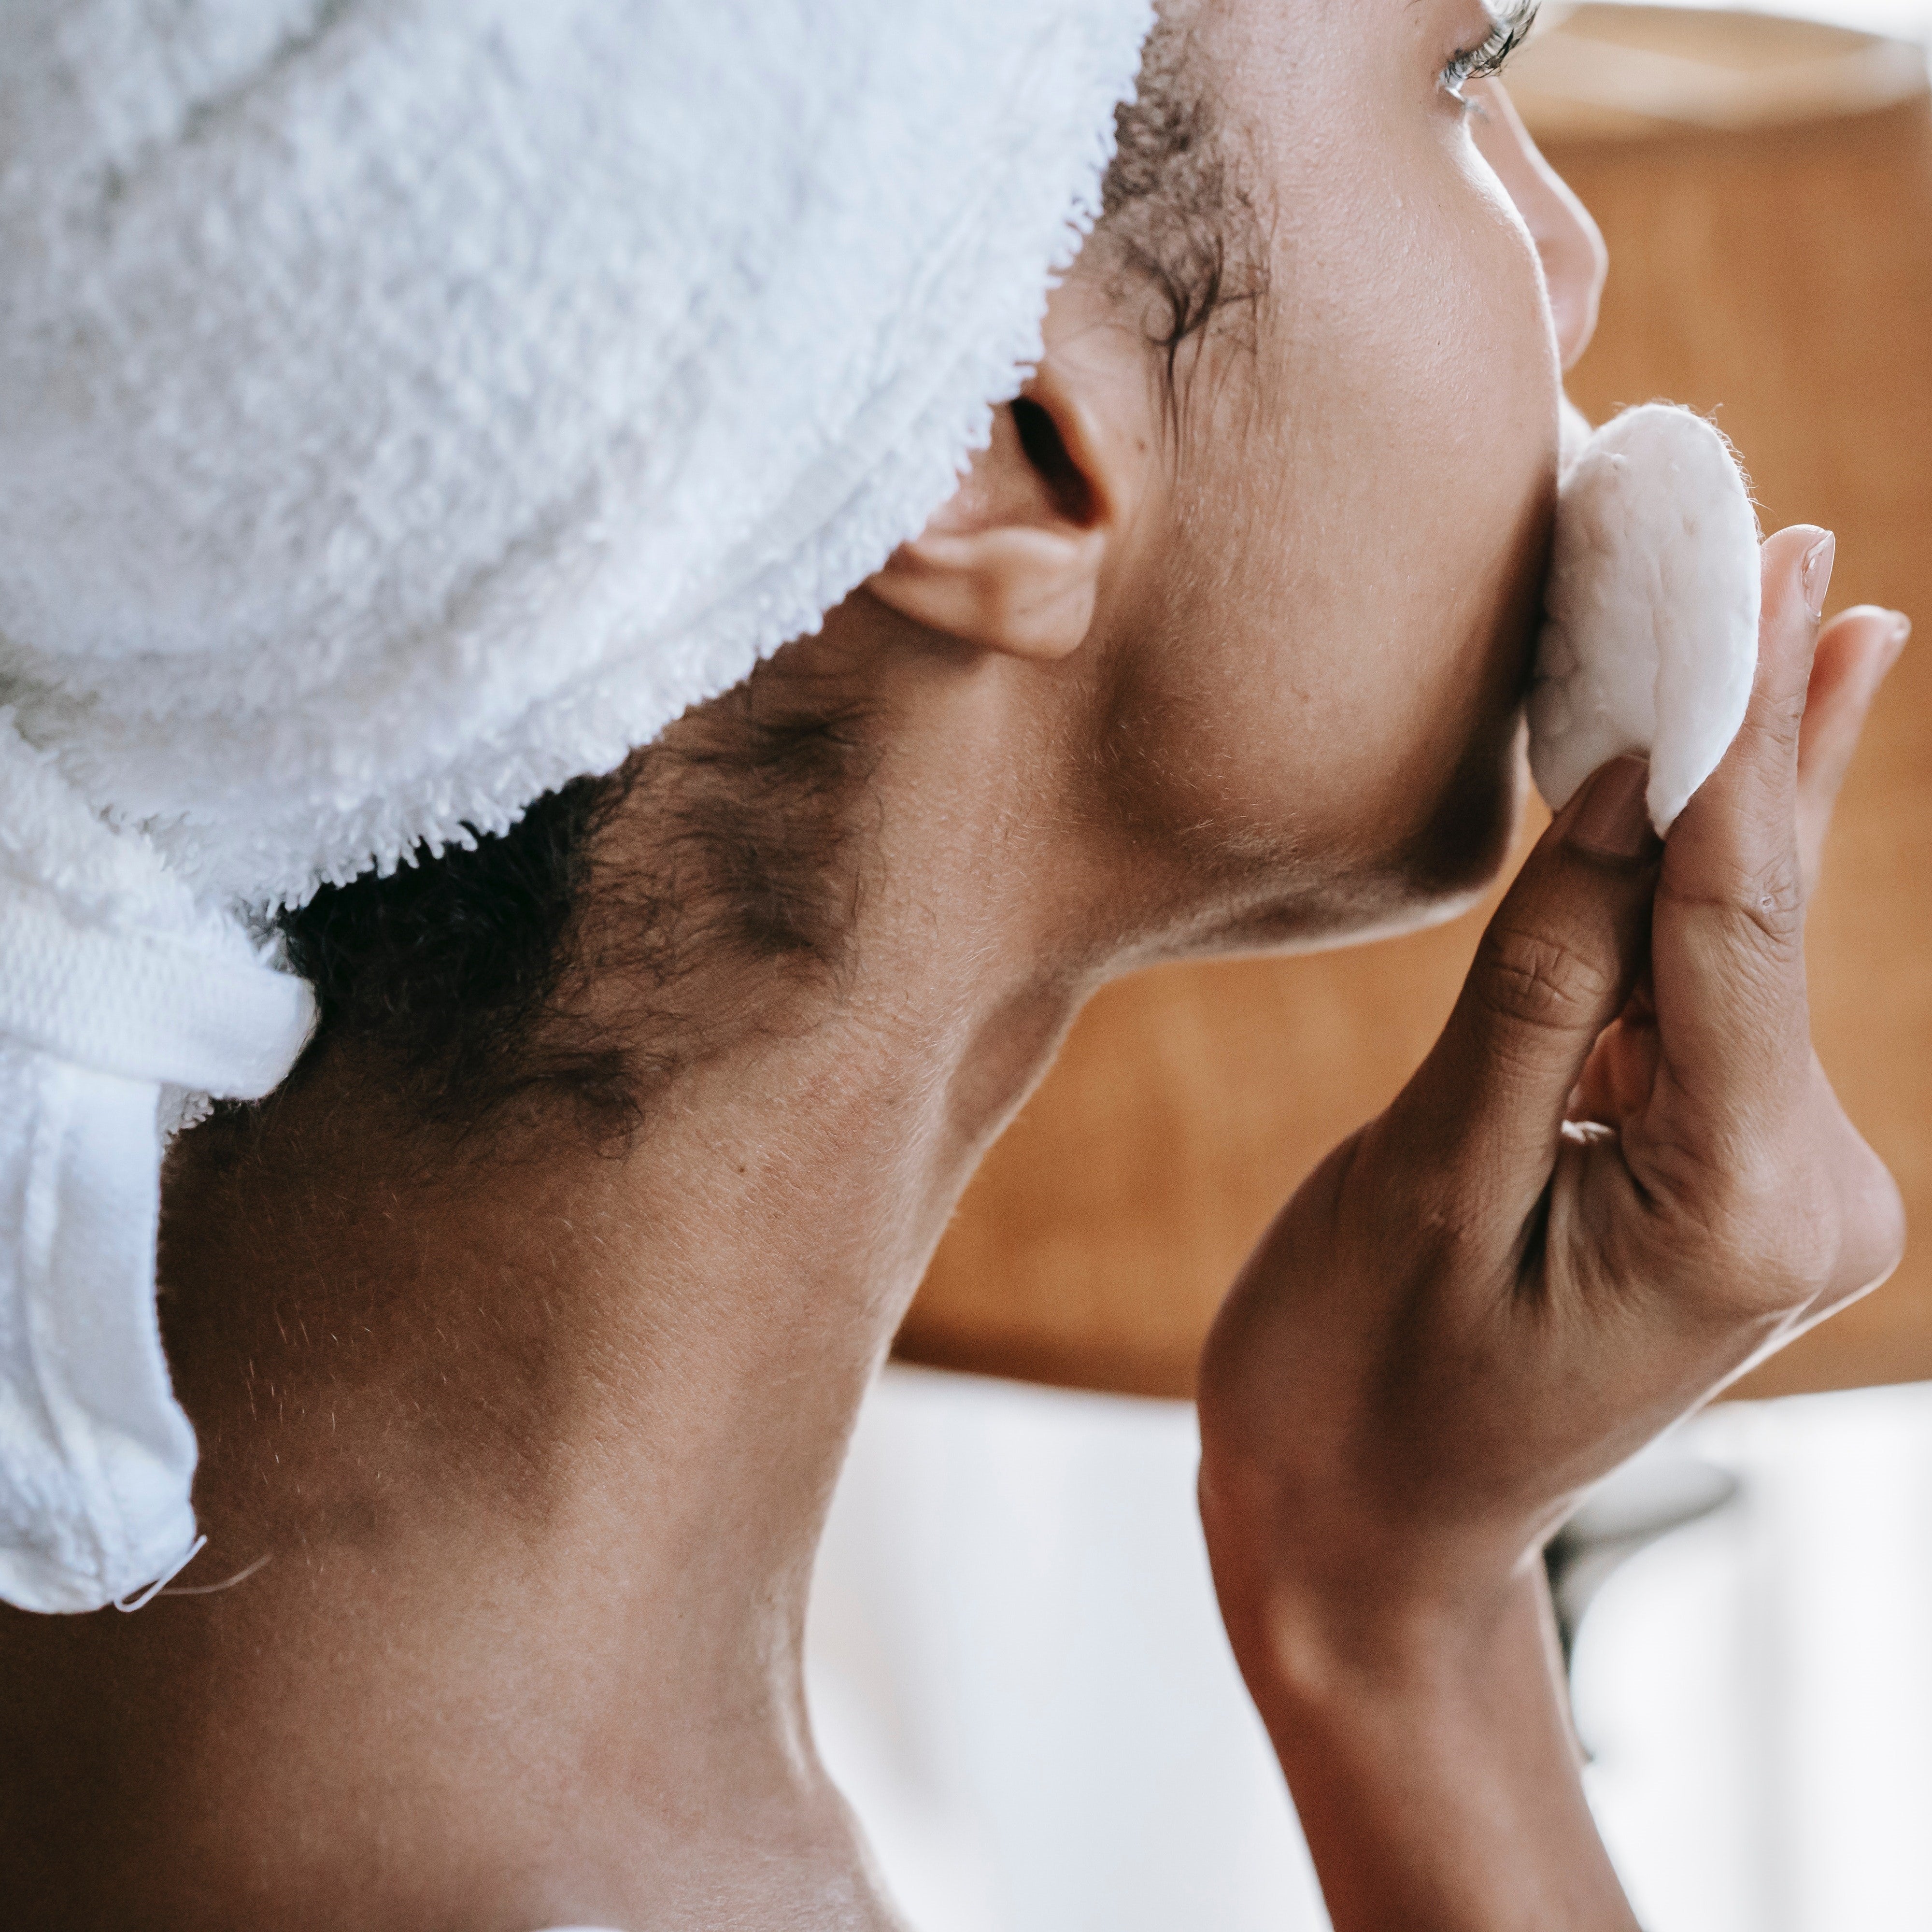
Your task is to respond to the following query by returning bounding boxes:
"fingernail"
[1567,755,1659,862]
[1802,531,1836,622]
[1885,611,1912,667]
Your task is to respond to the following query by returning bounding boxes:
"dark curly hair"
[1098,5,1268,413]
[275,673,876,1144]
[268,4,1265,1144]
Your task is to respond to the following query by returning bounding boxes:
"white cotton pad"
[1528,403,1762,834]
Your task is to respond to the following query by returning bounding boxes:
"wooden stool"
[896,6,1932,1403]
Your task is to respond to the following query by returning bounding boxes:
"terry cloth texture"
[0,0,1155,1612]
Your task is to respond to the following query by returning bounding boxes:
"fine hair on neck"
[267,657,882,1154]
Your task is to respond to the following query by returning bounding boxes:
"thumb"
[1396,756,1662,1214]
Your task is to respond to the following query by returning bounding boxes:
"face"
[1093,0,1591,952]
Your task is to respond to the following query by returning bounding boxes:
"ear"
[868,308,1150,661]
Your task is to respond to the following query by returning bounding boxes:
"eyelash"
[1441,4,1538,100]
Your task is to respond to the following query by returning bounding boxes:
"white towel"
[0,0,1154,1612]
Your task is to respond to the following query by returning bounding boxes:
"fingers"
[1399,755,1661,1216]
[1796,605,1911,895]
[1643,527,1828,1161]
[1394,528,1901,1268]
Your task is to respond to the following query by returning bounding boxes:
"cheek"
[1211,148,1559,861]
[1102,67,1563,920]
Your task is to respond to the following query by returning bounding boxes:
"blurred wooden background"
[896,7,1932,1403]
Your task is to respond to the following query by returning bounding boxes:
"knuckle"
[1733,846,1807,946]
[1407,1173,1490,1262]
[1473,922,1616,1038]
[1673,847,1806,957]
[1747,679,1810,752]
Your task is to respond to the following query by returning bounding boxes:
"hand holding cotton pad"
[1528,404,1762,835]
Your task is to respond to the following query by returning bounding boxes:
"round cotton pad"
[1528,404,1762,834]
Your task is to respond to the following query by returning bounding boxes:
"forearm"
[1233,1560,1637,1932]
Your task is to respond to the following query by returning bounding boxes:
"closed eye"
[1442,1,1539,100]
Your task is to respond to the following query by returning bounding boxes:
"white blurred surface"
[811,1371,1932,1932]
[1579,1387,1932,1932]
[806,1367,1328,1932]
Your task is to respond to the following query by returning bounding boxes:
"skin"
[0,3,1908,1927]
[1200,537,1909,1930]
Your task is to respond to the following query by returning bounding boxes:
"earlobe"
[868,339,1143,663]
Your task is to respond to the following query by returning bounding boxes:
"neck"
[0,663,1101,1931]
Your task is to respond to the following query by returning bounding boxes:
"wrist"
[1235,1560,1545,1733]
[1218,1546,1636,1932]
[1198,1451,1634,1930]
[1223,1553,1584,1867]
[1199,1468,1548,1726]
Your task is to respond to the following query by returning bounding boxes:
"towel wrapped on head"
[0,0,1155,1613]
